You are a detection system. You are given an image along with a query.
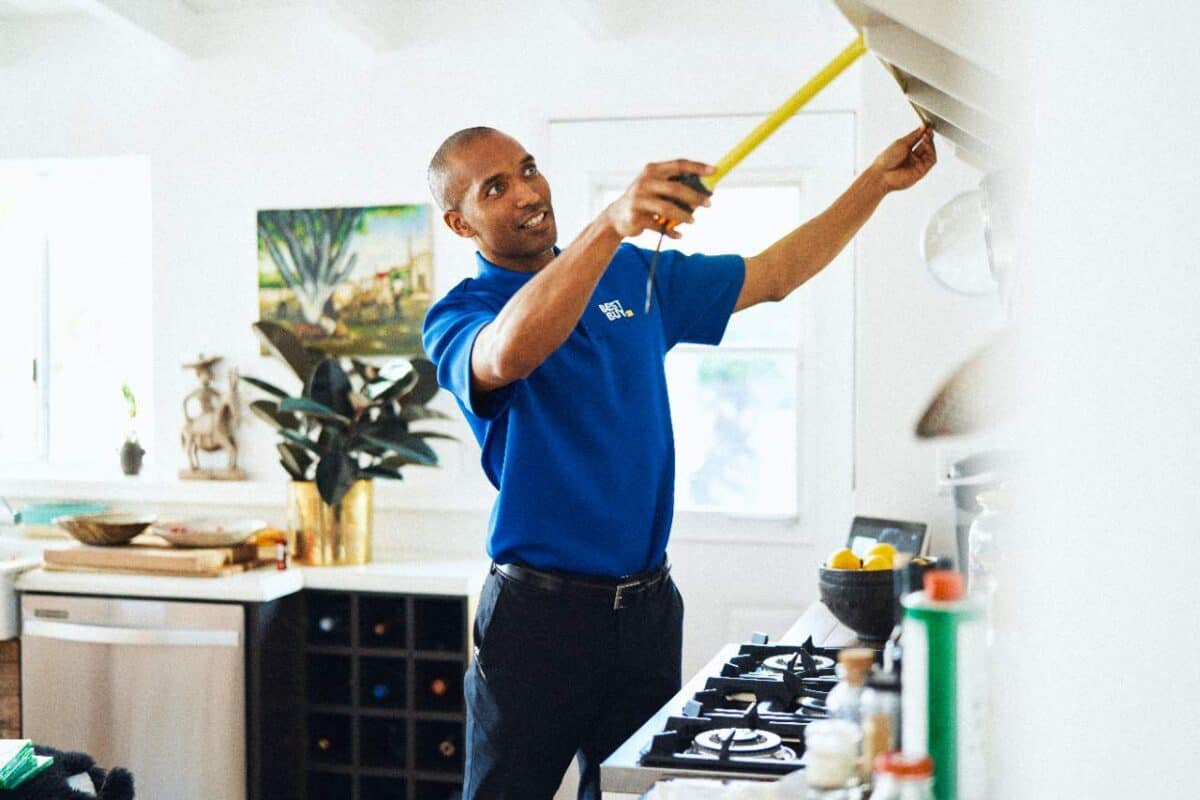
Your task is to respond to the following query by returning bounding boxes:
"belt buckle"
[613,579,639,610]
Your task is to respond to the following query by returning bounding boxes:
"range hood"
[834,0,1022,172]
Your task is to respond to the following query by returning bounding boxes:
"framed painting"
[257,204,433,356]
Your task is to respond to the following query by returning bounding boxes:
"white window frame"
[548,113,858,542]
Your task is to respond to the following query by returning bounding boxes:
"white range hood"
[834,0,1023,172]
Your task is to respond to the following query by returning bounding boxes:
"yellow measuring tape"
[705,34,866,189]
[644,36,867,313]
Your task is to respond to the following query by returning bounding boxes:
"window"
[598,185,803,514]
[0,157,154,471]
[550,114,856,520]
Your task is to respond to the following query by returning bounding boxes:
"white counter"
[15,558,491,603]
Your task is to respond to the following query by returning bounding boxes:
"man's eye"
[524,164,538,177]
[486,183,502,197]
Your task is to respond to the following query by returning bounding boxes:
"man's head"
[427,127,557,271]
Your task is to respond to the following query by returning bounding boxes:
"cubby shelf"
[302,590,468,800]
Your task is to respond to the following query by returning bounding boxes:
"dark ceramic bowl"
[818,566,898,642]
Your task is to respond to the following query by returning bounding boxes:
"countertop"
[600,602,855,796]
[14,559,491,602]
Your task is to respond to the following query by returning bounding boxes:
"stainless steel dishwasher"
[21,593,246,800]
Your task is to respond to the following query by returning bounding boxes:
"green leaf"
[315,449,357,506]
[366,370,419,402]
[277,442,311,480]
[250,400,301,432]
[361,417,409,442]
[280,428,321,454]
[411,431,458,442]
[403,358,440,406]
[305,358,355,419]
[356,433,438,466]
[279,396,351,426]
[253,321,322,383]
[399,405,452,422]
[240,375,290,399]
[360,465,405,481]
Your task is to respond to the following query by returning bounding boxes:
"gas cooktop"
[636,634,858,778]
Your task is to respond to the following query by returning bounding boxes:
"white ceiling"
[0,0,851,57]
[0,0,83,15]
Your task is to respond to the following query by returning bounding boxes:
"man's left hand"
[872,126,937,192]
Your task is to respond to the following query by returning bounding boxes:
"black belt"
[492,560,671,610]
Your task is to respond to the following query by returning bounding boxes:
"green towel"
[6,755,53,788]
[0,740,34,789]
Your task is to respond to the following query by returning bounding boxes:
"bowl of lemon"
[818,543,913,642]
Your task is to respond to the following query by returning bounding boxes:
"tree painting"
[257,204,432,356]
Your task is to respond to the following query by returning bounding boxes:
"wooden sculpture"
[179,354,246,480]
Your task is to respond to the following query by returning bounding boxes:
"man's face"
[444,133,557,268]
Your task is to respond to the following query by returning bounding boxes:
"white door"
[547,114,855,525]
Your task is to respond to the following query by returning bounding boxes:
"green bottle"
[901,570,987,800]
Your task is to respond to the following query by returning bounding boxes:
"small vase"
[287,479,373,566]
[120,438,145,476]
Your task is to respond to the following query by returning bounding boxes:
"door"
[548,114,855,522]
[21,594,246,800]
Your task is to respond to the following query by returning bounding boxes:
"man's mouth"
[519,210,549,230]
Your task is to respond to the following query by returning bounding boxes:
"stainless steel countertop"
[600,602,855,796]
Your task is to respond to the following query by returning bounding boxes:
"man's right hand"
[603,160,715,240]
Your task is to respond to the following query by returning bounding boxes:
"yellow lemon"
[862,554,893,571]
[826,548,861,570]
[866,542,898,561]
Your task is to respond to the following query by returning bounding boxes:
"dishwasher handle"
[23,618,240,648]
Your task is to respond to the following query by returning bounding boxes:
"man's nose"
[513,181,541,207]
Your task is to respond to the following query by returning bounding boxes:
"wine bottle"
[436,734,457,760]
[369,615,405,643]
[369,681,392,703]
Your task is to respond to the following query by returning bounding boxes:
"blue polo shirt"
[422,243,744,577]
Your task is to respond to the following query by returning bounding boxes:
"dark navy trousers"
[462,565,684,800]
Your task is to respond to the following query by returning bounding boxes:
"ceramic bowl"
[817,566,898,642]
[54,513,157,546]
[153,518,267,548]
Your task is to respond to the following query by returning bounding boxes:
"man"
[422,124,935,799]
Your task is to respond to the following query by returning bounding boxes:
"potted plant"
[242,321,453,565]
[120,383,145,476]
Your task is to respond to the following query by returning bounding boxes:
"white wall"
[0,4,994,675]
[993,4,1200,798]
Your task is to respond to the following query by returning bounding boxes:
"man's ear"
[444,210,476,239]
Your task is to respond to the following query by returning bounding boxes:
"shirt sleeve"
[421,283,518,421]
[646,246,746,349]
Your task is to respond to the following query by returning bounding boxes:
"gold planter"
[287,479,373,566]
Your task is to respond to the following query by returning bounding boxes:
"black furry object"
[0,746,134,800]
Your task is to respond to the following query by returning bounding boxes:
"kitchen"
[0,1,1195,799]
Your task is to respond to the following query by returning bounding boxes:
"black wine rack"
[303,590,468,800]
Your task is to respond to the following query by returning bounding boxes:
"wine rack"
[303,590,468,800]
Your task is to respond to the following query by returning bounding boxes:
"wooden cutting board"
[43,559,276,578]
[44,534,258,575]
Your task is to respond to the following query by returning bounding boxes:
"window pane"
[0,171,43,457]
[667,351,797,514]
[598,184,803,347]
[44,158,154,470]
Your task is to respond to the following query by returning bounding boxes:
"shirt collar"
[474,247,561,288]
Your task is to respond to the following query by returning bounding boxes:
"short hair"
[427,126,502,211]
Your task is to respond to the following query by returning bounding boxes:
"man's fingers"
[900,126,928,148]
[644,178,711,211]
[641,197,693,227]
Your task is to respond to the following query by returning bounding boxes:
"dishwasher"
[21,593,246,800]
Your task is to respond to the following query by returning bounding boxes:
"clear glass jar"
[859,669,901,774]
[968,486,1009,644]
[825,648,875,724]
[871,752,934,800]
[804,719,863,799]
